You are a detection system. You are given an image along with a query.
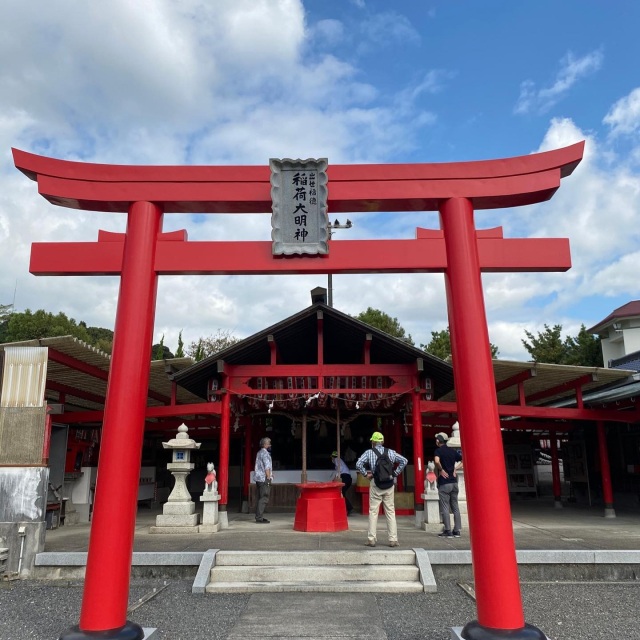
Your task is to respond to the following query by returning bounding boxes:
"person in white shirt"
[254,437,272,523]
[331,451,353,515]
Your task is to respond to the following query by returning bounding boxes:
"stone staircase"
[204,549,435,593]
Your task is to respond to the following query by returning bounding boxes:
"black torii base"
[452,621,547,640]
[59,621,150,639]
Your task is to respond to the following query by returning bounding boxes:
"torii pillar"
[13,142,583,640]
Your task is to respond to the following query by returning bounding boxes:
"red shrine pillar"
[550,436,562,508]
[411,387,424,517]
[67,201,163,640]
[243,419,253,511]
[596,421,616,518]
[440,197,542,639]
[393,416,404,491]
[219,389,231,524]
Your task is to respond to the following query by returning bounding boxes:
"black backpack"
[372,447,395,489]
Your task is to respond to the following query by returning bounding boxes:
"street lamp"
[327,219,353,307]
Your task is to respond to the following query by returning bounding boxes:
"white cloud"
[357,11,421,54]
[515,49,603,115]
[603,87,640,137]
[3,3,639,370]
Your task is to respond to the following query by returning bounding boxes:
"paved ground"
[41,500,640,553]
[2,576,639,639]
[3,499,640,639]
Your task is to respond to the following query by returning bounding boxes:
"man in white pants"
[356,431,408,548]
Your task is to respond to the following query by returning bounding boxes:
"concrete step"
[205,580,425,593]
[215,550,415,566]
[199,549,433,594]
[209,564,419,583]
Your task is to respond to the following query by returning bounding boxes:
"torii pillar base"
[451,622,547,640]
[60,621,157,639]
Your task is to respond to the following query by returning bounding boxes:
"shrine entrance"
[13,142,584,640]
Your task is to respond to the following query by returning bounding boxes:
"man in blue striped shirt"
[356,431,408,547]
[254,437,272,523]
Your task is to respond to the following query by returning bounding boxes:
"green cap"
[370,431,384,443]
[331,451,338,457]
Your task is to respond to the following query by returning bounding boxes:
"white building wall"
[624,328,640,354]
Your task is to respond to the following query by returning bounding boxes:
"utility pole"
[326,219,353,307]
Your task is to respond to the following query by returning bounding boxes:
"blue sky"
[1,0,640,360]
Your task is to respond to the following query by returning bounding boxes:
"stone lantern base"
[150,502,200,534]
[198,490,221,534]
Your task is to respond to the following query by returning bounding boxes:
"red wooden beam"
[48,348,109,380]
[30,236,572,276]
[48,347,170,404]
[421,399,640,423]
[225,363,416,377]
[522,373,597,404]
[13,143,583,183]
[495,369,536,392]
[47,380,105,406]
[13,143,584,213]
[60,402,221,424]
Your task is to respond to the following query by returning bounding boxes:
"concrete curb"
[34,551,205,566]
[413,548,437,593]
[192,549,219,594]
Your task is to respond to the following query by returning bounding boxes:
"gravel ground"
[1,578,639,640]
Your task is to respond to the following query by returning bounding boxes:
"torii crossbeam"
[14,142,584,640]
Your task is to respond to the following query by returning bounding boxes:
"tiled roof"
[587,300,640,333]
[610,350,640,373]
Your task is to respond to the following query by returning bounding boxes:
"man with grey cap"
[434,431,462,538]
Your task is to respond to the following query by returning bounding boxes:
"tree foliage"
[354,307,414,345]
[187,329,240,362]
[1,308,92,344]
[0,307,116,353]
[0,304,13,338]
[152,334,174,360]
[522,323,602,366]
[175,330,185,358]
[421,327,499,360]
[81,323,114,354]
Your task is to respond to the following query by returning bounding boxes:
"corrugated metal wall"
[0,347,48,408]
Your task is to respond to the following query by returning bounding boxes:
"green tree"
[563,324,603,367]
[422,326,499,360]
[522,323,603,366]
[187,329,240,362]
[354,308,414,345]
[152,334,174,360]
[175,330,185,358]
[522,324,567,363]
[2,309,92,344]
[0,303,13,342]
[81,323,114,354]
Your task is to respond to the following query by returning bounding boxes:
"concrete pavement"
[5,499,640,639]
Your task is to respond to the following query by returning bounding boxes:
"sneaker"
[388,541,399,547]
[452,530,461,538]
[365,540,376,547]
[255,518,270,523]
[438,530,453,537]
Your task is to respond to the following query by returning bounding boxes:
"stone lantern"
[150,423,201,534]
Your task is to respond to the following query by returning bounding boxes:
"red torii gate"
[14,142,583,640]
